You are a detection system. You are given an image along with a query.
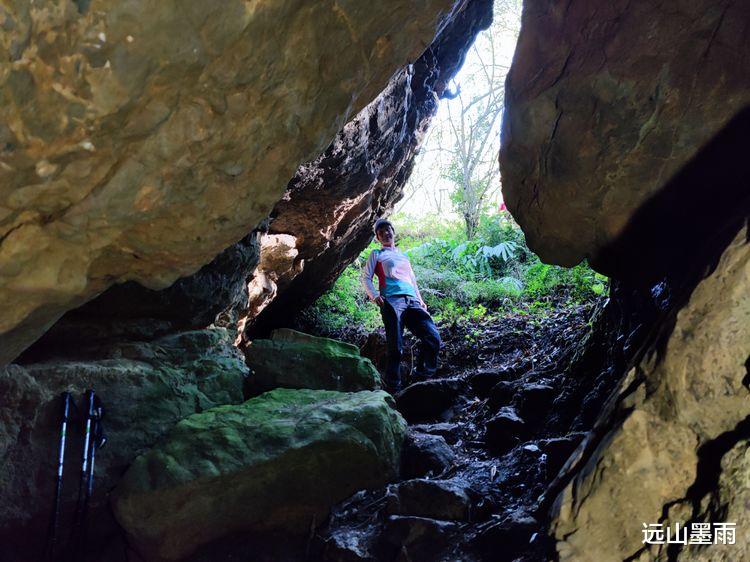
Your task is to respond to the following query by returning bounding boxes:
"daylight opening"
[303,0,607,339]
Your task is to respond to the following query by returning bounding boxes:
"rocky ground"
[307,298,609,561]
[7,256,740,562]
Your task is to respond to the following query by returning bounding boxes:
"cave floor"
[312,298,602,561]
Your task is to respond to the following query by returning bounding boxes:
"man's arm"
[408,265,427,310]
[361,250,381,303]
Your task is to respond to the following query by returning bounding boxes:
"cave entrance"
[299,4,616,557]
[396,0,522,239]
[302,0,607,341]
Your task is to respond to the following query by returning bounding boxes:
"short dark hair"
[373,218,394,234]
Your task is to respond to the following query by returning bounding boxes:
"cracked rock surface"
[500,0,750,271]
[550,227,750,561]
[0,0,461,364]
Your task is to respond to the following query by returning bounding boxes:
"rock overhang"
[0,0,468,364]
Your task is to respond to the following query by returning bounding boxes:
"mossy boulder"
[245,329,381,394]
[0,328,247,560]
[113,388,407,561]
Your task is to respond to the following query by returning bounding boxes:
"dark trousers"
[381,295,441,387]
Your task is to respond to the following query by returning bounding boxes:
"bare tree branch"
[396,0,522,231]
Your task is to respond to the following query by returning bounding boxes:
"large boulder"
[113,388,407,561]
[243,0,493,338]
[245,329,381,394]
[17,232,262,361]
[0,328,247,561]
[550,227,750,561]
[385,478,472,521]
[395,378,461,423]
[500,0,750,274]
[0,0,466,365]
[62,231,261,329]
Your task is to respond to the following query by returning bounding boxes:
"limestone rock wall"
[244,0,493,338]
[498,1,750,559]
[18,230,261,363]
[240,233,301,329]
[0,0,463,365]
[550,226,750,561]
[0,328,248,561]
[500,0,750,272]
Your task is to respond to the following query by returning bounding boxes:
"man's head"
[374,218,395,246]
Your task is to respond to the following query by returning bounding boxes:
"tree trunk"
[464,211,478,239]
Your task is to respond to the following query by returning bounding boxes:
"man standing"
[362,219,441,392]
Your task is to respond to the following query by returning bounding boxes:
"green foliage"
[383,213,464,248]
[523,261,608,302]
[407,214,523,282]
[306,212,609,332]
[444,161,497,239]
[306,262,381,332]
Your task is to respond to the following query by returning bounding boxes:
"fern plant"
[481,240,518,262]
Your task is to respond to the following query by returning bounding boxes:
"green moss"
[246,330,380,394]
[113,389,407,560]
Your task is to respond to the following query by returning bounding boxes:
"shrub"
[305,211,608,333]
[306,263,381,332]
[523,261,607,302]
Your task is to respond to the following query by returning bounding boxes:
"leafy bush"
[523,261,607,302]
[306,263,381,332]
[408,224,520,281]
[306,211,608,333]
[462,277,523,303]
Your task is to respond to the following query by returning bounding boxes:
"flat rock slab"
[377,516,458,561]
[469,365,528,397]
[401,431,456,479]
[515,383,556,422]
[245,329,380,394]
[410,422,461,444]
[386,478,471,521]
[396,379,461,423]
[489,380,517,408]
[475,510,538,558]
[113,388,406,561]
[485,406,527,454]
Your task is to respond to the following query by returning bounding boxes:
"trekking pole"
[43,392,72,562]
[66,389,95,560]
[84,395,107,522]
